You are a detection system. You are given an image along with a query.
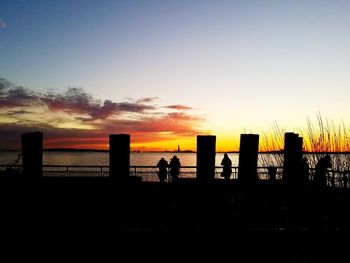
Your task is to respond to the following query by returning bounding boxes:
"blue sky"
[1,0,350,150]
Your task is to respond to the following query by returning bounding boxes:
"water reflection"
[1,151,350,172]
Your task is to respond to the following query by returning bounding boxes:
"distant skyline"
[1,1,350,151]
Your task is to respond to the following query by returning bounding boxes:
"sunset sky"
[1,0,350,151]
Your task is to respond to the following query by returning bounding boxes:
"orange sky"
[0,79,349,152]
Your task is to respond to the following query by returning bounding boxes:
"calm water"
[1,150,349,170]
[0,151,240,166]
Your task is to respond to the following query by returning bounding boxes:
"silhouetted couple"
[221,153,232,180]
[157,156,181,182]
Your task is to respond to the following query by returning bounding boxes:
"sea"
[0,151,243,180]
[0,151,269,166]
[1,150,349,167]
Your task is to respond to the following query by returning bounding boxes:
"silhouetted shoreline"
[2,148,350,154]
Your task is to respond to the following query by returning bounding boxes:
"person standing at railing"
[169,155,181,182]
[314,155,332,188]
[220,153,232,180]
[157,157,168,182]
[267,166,277,181]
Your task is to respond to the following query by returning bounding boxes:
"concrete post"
[283,132,303,184]
[196,135,216,181]
[238,134,259,183]
[109,134,130,179]
[21,131,43,178]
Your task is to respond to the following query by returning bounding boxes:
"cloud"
[7,86,38,101]
[135,97,159,104]
[0,79,41,108]
[165,104,193,110]
[42,87,101,115]
[101,112,203,135]
[42,90,156,120]
[0,122,107,149]
[0,78,12,91]
[0,80,157,119]
[0,78,206,149]
[6,110,35,116]
[0,111,204,149]
[0,19,6,29]
[0,100,26,108]
[117,101,155,112]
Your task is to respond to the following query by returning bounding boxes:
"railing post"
[21,131,43,178]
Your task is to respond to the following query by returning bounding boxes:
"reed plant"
[299,112,350,171]
[260,113,350,172]
[259,121,284,167]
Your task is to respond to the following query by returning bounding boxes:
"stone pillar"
[109,134,130,179]
[196,135,216,181]
[21,131,43,177]
[283,132,303,184]
[238,134,259,183]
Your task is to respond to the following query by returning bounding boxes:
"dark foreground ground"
[0,177,349,262]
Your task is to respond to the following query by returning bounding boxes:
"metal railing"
[0,164,349,187]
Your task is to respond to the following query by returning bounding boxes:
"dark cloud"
[0,79,157,119]
[135,97,159,104]
[0,100,26,108]
[118,102,155,112]
[42,88,156,120]
[0,123,106,149]
[0,79,40,108]
[88,99,116,120]
[6,110,35,116]
[165,104,193,110]
[0,78,12,91]
[42,87,101,115]
[0,123,49,149]
[7,86,38,101]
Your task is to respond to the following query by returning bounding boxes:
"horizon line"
[1,148,350,154]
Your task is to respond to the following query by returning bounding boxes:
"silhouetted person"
[314,155,332,188]
[157,157,168,182]
[301,157,310,183]
[221,153,232,180]
[169,155,181,182]
[267,166,277,181]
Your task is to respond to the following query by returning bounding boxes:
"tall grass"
[259,121,284,167]
[260,113,350,171]
[299,113,350,171]
[301,113,349,152]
